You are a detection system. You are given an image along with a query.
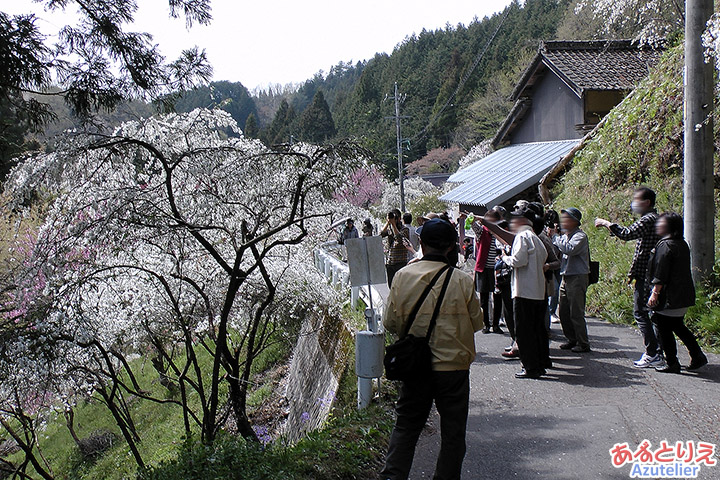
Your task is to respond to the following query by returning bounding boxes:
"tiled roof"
[441,140,579,207]
[512,40,663,100]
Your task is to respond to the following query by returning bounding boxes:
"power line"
[408,6,512,145]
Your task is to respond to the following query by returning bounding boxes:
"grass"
[552,40,720,352]
[2,298,396,480]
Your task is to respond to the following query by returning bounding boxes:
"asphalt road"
[407,318,720,479]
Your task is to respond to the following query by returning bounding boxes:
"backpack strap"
[401,264,450,338]
[425,267,454,342]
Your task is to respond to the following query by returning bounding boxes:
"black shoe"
[688,355,708,371]
[571,345,591,353]
[492,327,504,334]
[515,369,544,379]
[544,359,554,369]
[482,327,492,334]
[559,342,576,350]
[656,363,681,374]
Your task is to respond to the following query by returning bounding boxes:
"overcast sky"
[8,0,515,90]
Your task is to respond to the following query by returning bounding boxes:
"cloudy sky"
[8,0,514,90]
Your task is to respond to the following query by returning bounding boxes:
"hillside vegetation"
[256,0,569,173]
[552,41,720,348]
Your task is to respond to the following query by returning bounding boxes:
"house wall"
[584,90,626,124]
[510,73,585,144]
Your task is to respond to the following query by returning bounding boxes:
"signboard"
[345,236,387,287]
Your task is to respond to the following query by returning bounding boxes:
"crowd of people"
[377,186,708,480]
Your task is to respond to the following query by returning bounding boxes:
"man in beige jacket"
[381,219,484,480]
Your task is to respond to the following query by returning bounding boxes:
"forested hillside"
[257,0,570,173]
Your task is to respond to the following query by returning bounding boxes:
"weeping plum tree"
[574,0,685,44]
[0,108,362,475]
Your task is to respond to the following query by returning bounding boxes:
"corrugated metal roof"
[440,140,579,207]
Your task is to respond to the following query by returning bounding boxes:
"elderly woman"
[646,212,708,373]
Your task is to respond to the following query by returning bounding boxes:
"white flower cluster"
[1,108,362,419]
[373,177,440,217]
[703,14,720,74]
[575,0,683,46]
[458,140,494,170]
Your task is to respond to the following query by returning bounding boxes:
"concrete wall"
[510,73,585,144]
[282,310,353,444]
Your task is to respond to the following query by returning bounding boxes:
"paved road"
[408,318,720,479]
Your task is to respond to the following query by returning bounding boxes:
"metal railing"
[313,241,387,315]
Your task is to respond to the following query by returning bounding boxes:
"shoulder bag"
[384,265,454,382]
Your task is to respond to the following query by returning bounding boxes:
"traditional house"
[441,40,663,212]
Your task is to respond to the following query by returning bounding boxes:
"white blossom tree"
[575,0,684,45]
[1,108,362,475]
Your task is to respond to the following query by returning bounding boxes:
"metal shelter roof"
[441,140,579,207]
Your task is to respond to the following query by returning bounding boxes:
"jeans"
[559,274,590,348]
[381,370,470,480]
[387,262,407,288]
[633,279,660,356]
[514,297,549,373]
[652,313,704,367]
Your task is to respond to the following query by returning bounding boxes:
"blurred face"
[509,217,525,233]
[632,192,651,213]
[655,217,669,237]
[560,213,579,232]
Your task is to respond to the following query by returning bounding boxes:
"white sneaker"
[551,314,561,324]
[652,357,667,370]
[634,353,664,368]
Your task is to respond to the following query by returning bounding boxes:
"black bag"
[495,259,512,286]
[384,265,453,382]
[589,260,600,285]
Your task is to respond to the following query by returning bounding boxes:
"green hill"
[552,41,720,348]
[256,0,569,173]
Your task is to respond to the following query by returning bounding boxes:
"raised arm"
[480,217,515,246]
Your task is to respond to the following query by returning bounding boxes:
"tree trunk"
[227,375,259,442]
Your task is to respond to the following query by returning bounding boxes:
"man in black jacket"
[595,187,662,368]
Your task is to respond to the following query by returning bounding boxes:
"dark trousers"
[387,262,407,288]
[475,270,498,329]
[634,279,661,356]
[381,370,470,480]
[652,313,704,367]
[559,274,590,348]
[494,285,513,337]
[514,297,549,374]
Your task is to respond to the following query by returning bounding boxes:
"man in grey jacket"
[554,208,591,353]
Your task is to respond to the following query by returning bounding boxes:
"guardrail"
[314,241,386,409]
[313,241,387,315]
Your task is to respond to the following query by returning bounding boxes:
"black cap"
[419,218,457,249]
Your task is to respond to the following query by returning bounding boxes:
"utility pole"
[684,0,715,281]
[386,83,409,212]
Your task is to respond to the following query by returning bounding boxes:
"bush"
[138,403,394,480]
